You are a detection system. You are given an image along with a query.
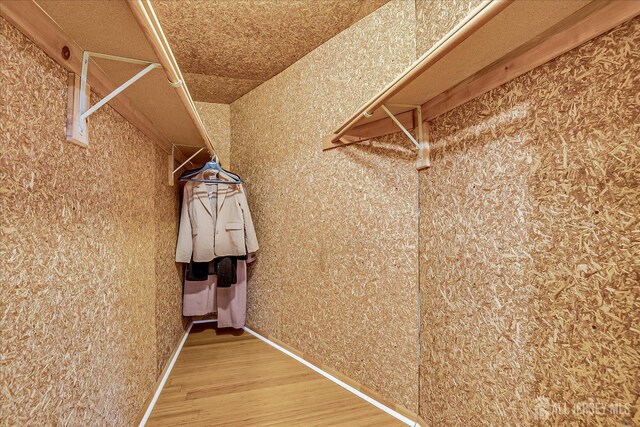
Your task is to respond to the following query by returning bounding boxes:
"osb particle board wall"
[153,146,186,375]
[230,0,420,411]
[195,101,231,168]
[0,17,185,425]
[418,17,640,426]
[414,0,481,56]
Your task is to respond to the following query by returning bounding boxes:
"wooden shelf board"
[36,0,211,162]
[1,0,211,164]
[323,0,640,150]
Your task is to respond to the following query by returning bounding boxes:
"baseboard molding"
[137,321,193,427]
[243,325,421,427]
[137,319,423,427]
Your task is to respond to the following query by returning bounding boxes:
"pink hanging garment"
[182,259,248,328]
[182,274,216,316]
[216,260,247,329]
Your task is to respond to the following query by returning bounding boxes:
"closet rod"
[0,0,191,163]
[126,0,216,157]
[329,0,511,143]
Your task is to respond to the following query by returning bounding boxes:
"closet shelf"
[323,0,640,154]
[1,0,213,165]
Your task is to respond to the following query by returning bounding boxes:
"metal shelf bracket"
[67,51,161,147]
[167,143,215,186]
[380,104,430,170]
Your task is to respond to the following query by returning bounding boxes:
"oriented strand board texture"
[188,73,262,105]
[154,0,390,102]
[418,18,640,426]
[153,145,188,375]
[414,0,481,56]
[231,0,420,412]
[0,18,185,425]
[195,102,231,168]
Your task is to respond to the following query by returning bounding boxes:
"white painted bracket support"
[168,144,207,186]
[66,51,161,147]
[66,73,90,147]
[380,104,430,170]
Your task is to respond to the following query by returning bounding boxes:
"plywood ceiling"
[152,0,391,103]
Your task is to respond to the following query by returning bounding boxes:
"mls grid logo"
[534,396,551,420]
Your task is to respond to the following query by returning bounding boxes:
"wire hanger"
[178,154,243,185]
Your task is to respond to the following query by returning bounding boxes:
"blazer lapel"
[217,182,228,214]
[193,174,212,216]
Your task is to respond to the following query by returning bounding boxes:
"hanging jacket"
[176,172,258,263]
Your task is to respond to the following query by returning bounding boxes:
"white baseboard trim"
[138,321,194,427]
[139,319,418,427]
[242,326,418,426]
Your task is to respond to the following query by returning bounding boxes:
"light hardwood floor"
[146,324,404,426]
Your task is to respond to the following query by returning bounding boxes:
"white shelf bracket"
[381,104,430,169]
[67,51,161,147]
[168,144,208,186]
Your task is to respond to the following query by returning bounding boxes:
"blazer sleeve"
[175,185,193,263]
[238,186,259,254]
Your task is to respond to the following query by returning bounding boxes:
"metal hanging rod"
[127,0,215,156]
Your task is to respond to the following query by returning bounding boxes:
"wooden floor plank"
[146,324,403,426]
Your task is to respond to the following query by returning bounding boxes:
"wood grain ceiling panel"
[153,0,390,102]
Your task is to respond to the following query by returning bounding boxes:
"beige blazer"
[176,175,258,263]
